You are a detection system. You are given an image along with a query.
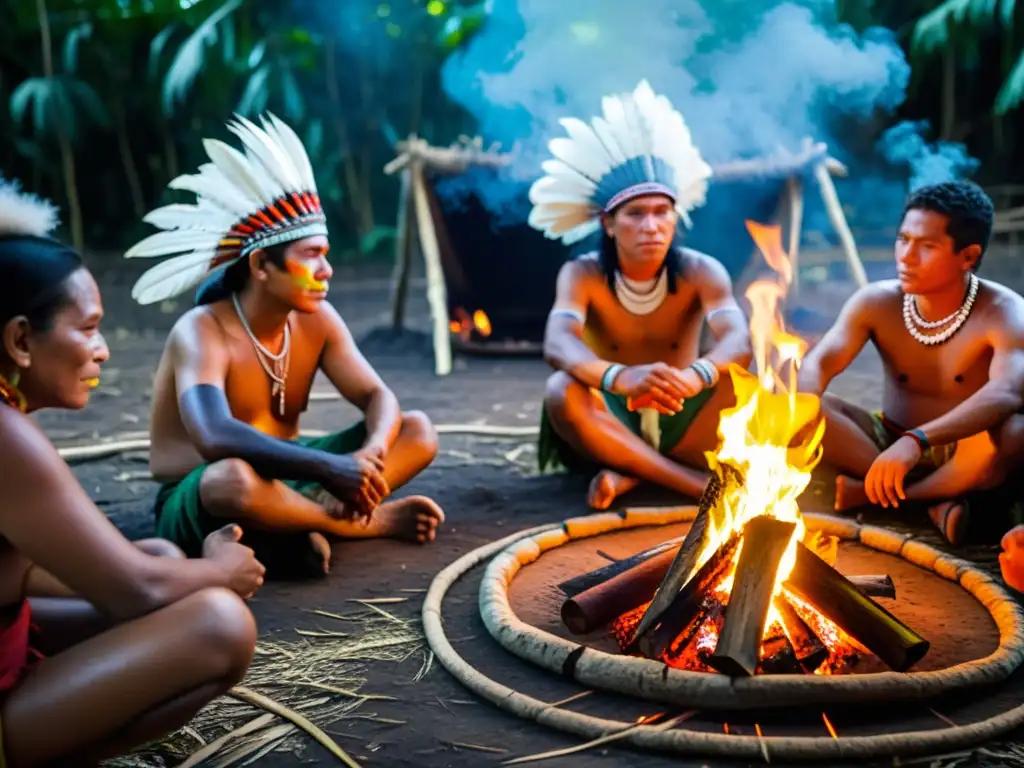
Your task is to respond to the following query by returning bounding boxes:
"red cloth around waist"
[0,601,43,693]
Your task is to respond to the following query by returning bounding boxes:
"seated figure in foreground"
[799,180,1024,545]
[126,113,444,578]
[0,179,263,764]
[533,81,752,510]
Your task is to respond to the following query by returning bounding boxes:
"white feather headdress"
[125,113,328,305]
[0,177,61,239]
[528,80,712,245]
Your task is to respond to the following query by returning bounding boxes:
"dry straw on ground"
[102,603,428,767]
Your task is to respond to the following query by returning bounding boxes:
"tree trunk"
[941,47,955,142]
[115,104,146,218]
[35,0,84,252]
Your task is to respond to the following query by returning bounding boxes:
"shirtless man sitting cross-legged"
[798,180,1024,545]
[530,81,752,510]
[125,114,444,578]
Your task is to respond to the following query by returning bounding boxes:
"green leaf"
[161,0,243,114]
[995,49,1024,113]
[359,225,398,255]
[10,78,48,130]
[236,63,270,116]
[279,65,305,122]
[148,24,179,81]
[66,78,111,127]
[247,40,266,68]
[62,22,93,74]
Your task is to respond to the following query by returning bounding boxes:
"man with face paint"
[127,114,444,578]
[800,181,1024,546]
[532,81,753,511]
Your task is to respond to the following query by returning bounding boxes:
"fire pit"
[421,219,1024,762]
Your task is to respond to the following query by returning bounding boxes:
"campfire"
[558,221,929,678]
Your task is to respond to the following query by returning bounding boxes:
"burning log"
[631,466,740,641]
[757,628,803,675]
[633,533,741,659]
[774,595,828,673]
[561,545,683,634]
[557,536,684,598]
[707,516,797,677]
[784,542,929,672]
[849,574,897,600]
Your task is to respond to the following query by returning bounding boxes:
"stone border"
[478,507,1024,709]
[422,512,1024,761]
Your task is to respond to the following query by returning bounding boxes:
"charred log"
[633,532,740,658]
[784,542,929,672]
[775,595,828,672]
[707,516,797,677]
[558,536,684,598]
[562,546,684,634]
[849,574,897,600]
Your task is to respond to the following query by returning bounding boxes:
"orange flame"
[473,309,492,337]
[692,220,826,640]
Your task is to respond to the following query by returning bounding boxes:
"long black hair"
[194,242,291,306]
[596,226,685,294]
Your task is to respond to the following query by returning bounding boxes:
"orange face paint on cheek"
[285,259,327,291]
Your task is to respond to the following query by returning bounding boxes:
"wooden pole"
[786,175,804,298]
[849,574,897,600]
[707,516,797,677]
[812,161,868,288]
[409,161,453,376]
[390,165,414,329]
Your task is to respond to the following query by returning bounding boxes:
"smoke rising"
[438,0,978,245]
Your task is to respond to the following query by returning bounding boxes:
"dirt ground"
[50,255,1022,767]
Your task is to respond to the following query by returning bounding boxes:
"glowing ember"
[449,307,493,340]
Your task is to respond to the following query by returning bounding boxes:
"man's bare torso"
[577,250,707,368]
[865,279,1020,429]
[149,302,329,482]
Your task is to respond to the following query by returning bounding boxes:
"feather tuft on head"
[0,177,60,239]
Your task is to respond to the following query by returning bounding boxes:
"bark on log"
[849,574,897,600]
[784,543,929,672]
[632,466,739,640]
[558,536,684,598]
[775,595,828,673]
[562,545,684,634]
[634,533,740,658]
[708,516,797,677]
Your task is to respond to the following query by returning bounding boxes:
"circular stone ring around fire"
[422,507,1024,762]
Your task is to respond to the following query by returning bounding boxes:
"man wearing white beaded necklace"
[124,114,445,578]
[530,81,753,511]
[799,180,1024,547]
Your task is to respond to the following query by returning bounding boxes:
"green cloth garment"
[153,422,367,578]
[538,387,716,474]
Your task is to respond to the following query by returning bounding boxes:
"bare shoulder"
[562,253,603,282]
[680,248,731,286]
[0,406,61,488]
[847,279,900,313]
[167,305,228,349]
[979,278,1024,332]
[306,299,349,340]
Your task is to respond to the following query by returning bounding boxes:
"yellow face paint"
[84,378,100,389]
[285,259,328,292]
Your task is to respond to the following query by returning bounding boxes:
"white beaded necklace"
[232,293,291,416]
[614,269,668,316]
[901,274,979,347]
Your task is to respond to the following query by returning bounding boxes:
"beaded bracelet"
[905,428,930,451]
[689,358,719,389]
[601,363,626,392]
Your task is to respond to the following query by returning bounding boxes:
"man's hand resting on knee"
[323,452,390,520]
[202,524,266,599]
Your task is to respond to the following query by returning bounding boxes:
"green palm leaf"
[161,0,242,114]
[995,50,1024,112]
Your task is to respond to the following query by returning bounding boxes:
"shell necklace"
[232,293,291,416]
[615,269,668,316]
[902,274,979,346]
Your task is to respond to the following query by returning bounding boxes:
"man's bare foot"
[928,499,970,546]
[587,470,641,511]
[339,496,445,543]
[308,532,332,574]
[834,475,870,512]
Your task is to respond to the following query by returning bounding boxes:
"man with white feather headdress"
[533,80,753,510]
[125,113,444,579]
